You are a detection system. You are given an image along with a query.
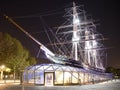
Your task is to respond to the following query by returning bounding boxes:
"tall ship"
[4,2,112,86]
[42,2,106,72]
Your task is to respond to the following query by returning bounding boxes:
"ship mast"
[72,2,80,61]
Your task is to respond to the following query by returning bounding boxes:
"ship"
[2,2,114,86]
[42,2,107,72]
[3,2,107,72]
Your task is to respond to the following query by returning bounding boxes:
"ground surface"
[0,79,120,90]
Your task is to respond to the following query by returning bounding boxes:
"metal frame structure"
[23,64,112,86]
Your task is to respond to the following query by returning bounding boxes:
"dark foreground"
[0,79,120,90]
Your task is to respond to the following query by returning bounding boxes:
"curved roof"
[25,64,86,72]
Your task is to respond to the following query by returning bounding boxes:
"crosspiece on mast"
[58,21,94,29]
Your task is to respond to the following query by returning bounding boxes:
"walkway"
[0,79,120,90]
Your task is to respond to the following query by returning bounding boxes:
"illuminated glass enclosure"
[23,64,112,86]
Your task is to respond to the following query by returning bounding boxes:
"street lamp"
[0,65,5,80]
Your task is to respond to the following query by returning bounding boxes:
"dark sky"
[0,0,120,68]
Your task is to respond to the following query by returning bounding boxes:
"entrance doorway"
[45,72,54,86]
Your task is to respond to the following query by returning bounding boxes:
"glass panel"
[28,71,34,83]
[55,71,63,84]
[37,66,44,71]
[84,73,89,83]
[72,72,78,84]
[64,72,71,84]
[35,71,44,84]
[79,72,84,84]
[46,66,54,71]
[23,71,28,83]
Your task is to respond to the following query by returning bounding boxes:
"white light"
[1,65,5,69]
[85,41,92,49]
[72,31,80,42]
[74,18,80,24]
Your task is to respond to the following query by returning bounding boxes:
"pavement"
[0,79,120,90]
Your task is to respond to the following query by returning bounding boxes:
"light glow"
[73,18,80,24]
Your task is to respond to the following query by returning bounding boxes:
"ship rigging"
[3,2,107,72]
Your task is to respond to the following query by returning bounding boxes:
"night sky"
[0,0,120,68]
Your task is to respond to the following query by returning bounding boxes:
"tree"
[0,32,36,79]
[106,67,120,79]
[105,67,115,73]
[27,56,36,66]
